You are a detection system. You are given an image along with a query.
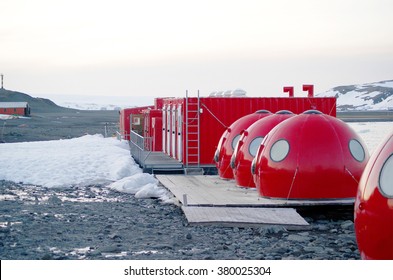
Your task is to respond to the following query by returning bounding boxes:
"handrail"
[129,130,153,164]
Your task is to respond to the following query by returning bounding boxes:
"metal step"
[184,167,204,175]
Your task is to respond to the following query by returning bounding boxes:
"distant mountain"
[47,94,153,111]
[0,88,75,113]
[317,80,393,111]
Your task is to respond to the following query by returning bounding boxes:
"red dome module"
[214,110,272,179]
[252,110,369,199]
[231,110,295,188]
[355,131,393,260]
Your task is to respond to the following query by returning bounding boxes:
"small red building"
[0,102,30,116]
[119,105,153,140]
[142,107,163,152]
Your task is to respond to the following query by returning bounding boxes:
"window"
[303,110,322,115]
[379,153,393,198]
[133,117,140,125]
[349,139,365,162]
[231,134,241,150]
[270,139,290,162]
[276,110,293,115]
[249,137,264,157]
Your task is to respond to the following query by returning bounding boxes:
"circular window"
[379,153,393,198]
[214,149,219,163]
[349,139,365,162]
[303,110,322,115]
[249,137,264,157]
[231,134,241,150]
[251,157,257,175]
[270,139,290,162]
[276,110,293,115]
[255,109,271,114]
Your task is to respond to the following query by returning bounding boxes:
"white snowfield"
[0,122,392,201]
[0,134,173,202]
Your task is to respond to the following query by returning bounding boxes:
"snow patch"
[318,80,393,110]
[0,134,172,202]
[107,173,157,194]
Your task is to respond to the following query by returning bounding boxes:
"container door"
[171,105,177,158]
[166,105,171,155]
[177,104,183,161]
[162,105,166,153]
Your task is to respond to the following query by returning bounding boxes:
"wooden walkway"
[156,175,354,207]
[181,206,309,228]
[155,175,357,228]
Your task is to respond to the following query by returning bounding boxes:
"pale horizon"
[1,0,392,99]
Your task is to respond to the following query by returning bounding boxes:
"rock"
[287,234,311,242]
[303,246,325,253]
[314,224,330,231]
[108,233,122,240]
[47,195,62,205]
[341,220,354,230]
[260,226,285,235]
[151,244,174,250]
[41,253,54,260]
[98,245,123,254]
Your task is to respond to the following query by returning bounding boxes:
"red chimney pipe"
[283,86,294,97]
[303,84,314,97]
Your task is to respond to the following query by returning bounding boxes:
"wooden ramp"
[182,206,309,228]
[154,175,358,228]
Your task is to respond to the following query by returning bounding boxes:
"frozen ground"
[0,120,392,260]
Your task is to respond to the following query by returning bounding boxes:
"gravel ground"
[1,110,119,143]
[0,181,359,260]
[0,110,360,260]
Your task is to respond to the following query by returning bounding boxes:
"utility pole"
[1,74,3,89]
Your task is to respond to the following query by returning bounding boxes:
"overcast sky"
[1,0,392,101]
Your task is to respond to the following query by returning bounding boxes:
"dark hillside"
[0,88,76,113]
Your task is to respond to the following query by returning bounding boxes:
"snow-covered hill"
[317,80,393,111]
[36,94,154,111]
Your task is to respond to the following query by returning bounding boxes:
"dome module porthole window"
[349,139,365,162]
[251,157,257,175]
[379,153,393,198]
[270,139,290,162]
[249,137,264,157]
[232,134,241,150]
[214,149,219,162]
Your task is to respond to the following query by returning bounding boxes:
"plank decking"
[156,175,354,207]
[154,175,356,228]
[181,206,309,228]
